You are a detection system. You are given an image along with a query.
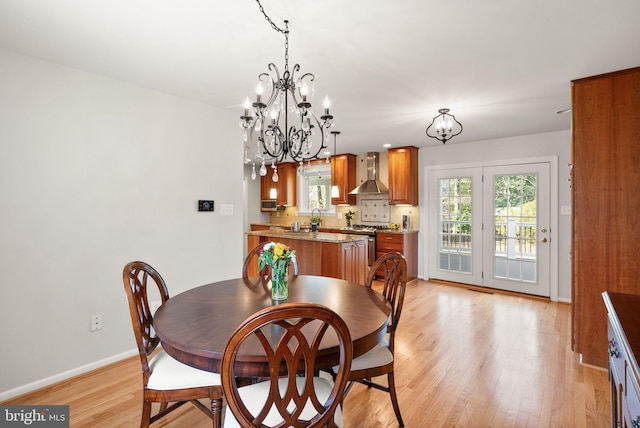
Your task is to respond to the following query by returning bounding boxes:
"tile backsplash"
[359,196,390,226]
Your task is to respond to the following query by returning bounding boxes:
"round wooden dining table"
[154,275,391,377]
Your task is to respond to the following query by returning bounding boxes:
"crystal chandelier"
[241,2,335,181]
[425,108,463,144]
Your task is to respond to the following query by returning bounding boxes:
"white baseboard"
[0,349,138,402]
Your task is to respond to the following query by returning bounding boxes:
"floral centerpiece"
[258,242,296,300]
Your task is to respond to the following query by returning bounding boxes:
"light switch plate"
[220,204,234,216]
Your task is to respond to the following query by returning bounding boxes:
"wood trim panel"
[571,67,640,367]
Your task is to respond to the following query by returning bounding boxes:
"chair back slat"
[221,302,352,427]
[123,261,169,382]
[365,252,408,350]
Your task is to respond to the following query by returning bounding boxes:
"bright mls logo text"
[1,406,69,427]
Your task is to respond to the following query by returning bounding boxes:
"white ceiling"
[1,0,639,155]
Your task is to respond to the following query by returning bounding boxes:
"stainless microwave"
[261,200,278,211]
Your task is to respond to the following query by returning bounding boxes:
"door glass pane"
[438,177,472,274]
[493,174,537,283]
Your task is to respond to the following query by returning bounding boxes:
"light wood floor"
[3,280,611,427]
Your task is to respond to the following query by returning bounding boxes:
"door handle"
[540,237,548,243]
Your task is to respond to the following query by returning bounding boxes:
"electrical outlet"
[90,315,102,332]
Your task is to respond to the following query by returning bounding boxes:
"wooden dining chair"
[340,252,408,427]
[242,242,299,279]
[221,302,353,427]
[122,261,223,428]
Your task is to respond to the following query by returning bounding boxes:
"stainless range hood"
[349,152,389,194]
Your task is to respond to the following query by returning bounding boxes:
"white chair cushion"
[335,338,393,373]
[224,376,343,427]
[147,350,221,390]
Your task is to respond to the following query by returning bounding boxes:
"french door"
[429,162,551,297]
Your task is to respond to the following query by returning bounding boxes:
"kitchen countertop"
[251,223,418,235]
[246,229,369,243]
[331,227,419,235]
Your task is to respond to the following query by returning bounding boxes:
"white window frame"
[297,163,336,216]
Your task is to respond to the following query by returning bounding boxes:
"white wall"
[417,130,572,301]
[242,165,270,254]
[0,49,244,398]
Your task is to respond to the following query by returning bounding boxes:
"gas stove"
[342,224,390,234]
[353,224,391,231]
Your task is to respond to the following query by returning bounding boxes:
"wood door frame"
[424,156,559,302]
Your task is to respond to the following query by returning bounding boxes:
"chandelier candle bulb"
[243,98,251,117]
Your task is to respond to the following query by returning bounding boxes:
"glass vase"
[271,264,288,301]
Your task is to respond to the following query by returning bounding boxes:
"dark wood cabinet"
[375,231,418,281]
[276,162,297,206]
[331,154,356,206]
[247,232,368,285]
[260,162,297,209]
[340,240,367,285]
[571,67,640,367]
[260,168,276,202]
[388,146,418,205]
[321,240,367,286]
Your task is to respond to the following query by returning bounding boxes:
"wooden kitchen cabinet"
[260,162,297,207]
[276,162,297,206]
[388,146,419,205]
[340,240,367,285]
[260,167,276,201]
[571,67,640,368]
[246,231,368,285]
[321,240,367,285]
[331,154,356,206]
[602,292,640,428]
[376,231,418,280]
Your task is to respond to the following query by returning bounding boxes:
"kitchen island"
[246,230,369,285]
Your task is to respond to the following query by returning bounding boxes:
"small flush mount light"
[383,143,392,148]
[426,108,463,144]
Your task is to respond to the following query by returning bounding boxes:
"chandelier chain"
[255,0,289,71]
[284,23,289,72]
[255,0,286,34]
[241,0,334,170]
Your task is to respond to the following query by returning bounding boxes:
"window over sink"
[297,163,336,215]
